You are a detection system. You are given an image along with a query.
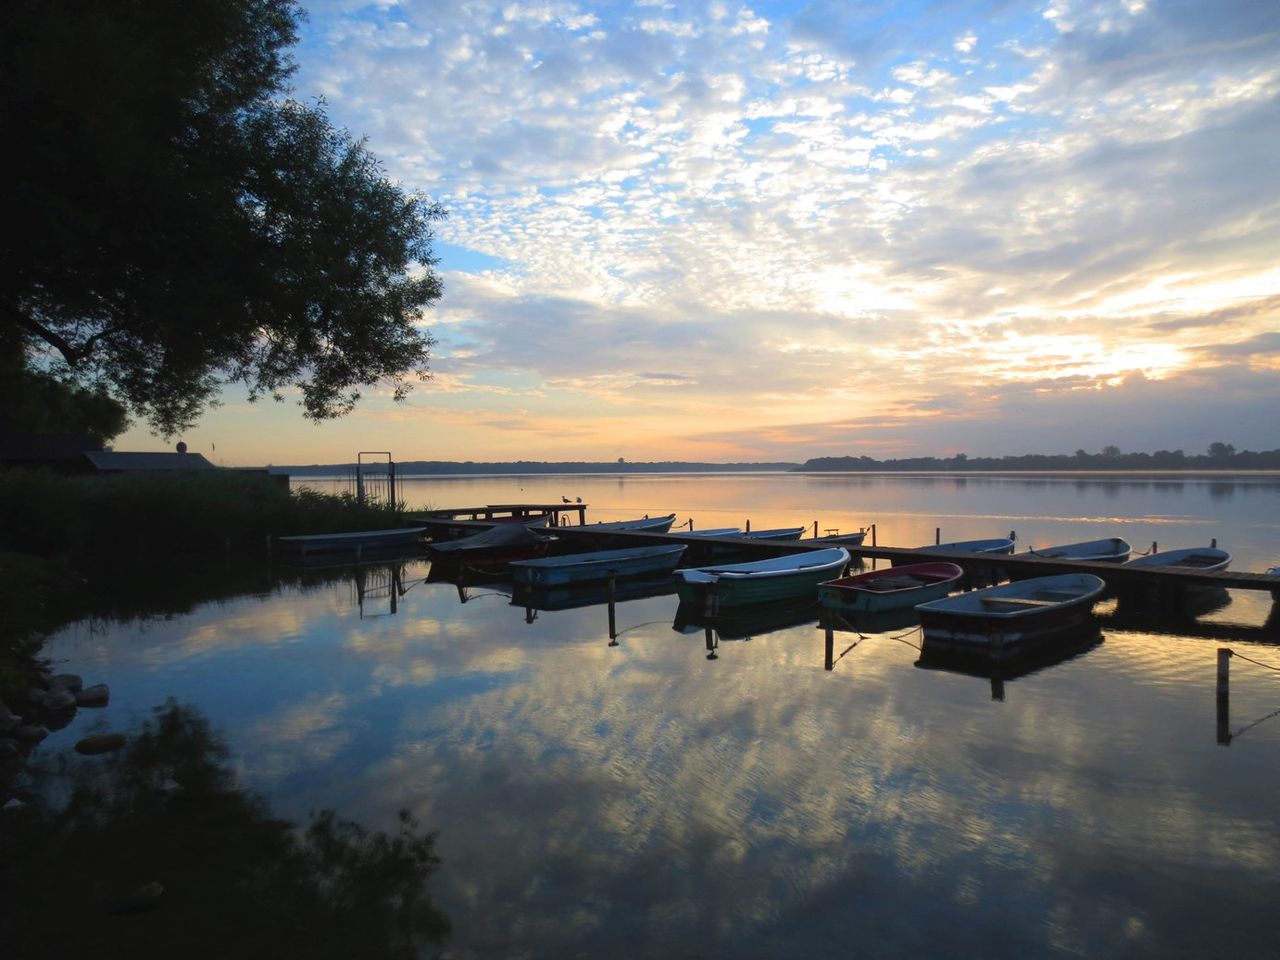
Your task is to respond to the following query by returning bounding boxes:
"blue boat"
[510,544,687,587]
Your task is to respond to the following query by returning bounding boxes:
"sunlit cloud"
[115,0,1280,463]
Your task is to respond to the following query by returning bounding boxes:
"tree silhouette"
[0,699,450,959]
[2,0,443,436]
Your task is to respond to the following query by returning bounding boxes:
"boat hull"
[819,562,963,613]
[674,548,849,609]
[916,574,1105,658]
[277,527,426,557]
[511,544,687,587]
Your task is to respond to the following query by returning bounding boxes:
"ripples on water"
[22,474,1280,958]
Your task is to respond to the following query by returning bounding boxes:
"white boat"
[812,530,868,546]
[1125,546,1230,573]
[590,514,677,533]
[685,527,743,537]
[1025,537,1131,562]
[742,526,807,541]
[674,548,850,608]
[916,573,1106,657]
[510,544,687,587]
[930,538,1016,554]
[893,537,1014,567]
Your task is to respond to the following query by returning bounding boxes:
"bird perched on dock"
[575,497,582,503]
[562,496,571,503]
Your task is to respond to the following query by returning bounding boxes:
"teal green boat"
[674,547,850,609]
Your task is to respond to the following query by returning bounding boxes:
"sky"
[115,0,1280,466]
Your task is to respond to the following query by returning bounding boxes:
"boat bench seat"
[865,577,926,591]
[980,596,1061,608]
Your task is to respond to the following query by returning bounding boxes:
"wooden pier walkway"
[546,526,1280,597]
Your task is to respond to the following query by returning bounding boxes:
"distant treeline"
[278,460,800,477]
[797,445,1280,472]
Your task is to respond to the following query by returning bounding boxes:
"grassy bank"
[0,469,405,559]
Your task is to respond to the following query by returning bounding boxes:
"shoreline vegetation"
[272,445,1280,476]
[0,470,408,718]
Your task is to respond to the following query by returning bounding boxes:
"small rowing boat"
[277,526,426,558]
[741,526,807,541]
[1124,546,1230,573]
[1025,537,1131,563]
[916,573,1106,657]
[819,562,964,613]
[589,514,677,533]
[674,547,849,608]
[510,544,687,587]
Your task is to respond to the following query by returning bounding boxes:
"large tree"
[1,0,443,437]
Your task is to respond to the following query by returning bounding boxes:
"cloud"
[115,1,1280,463]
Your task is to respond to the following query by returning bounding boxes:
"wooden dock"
[545,526,1280,597]
[411,502,589,525]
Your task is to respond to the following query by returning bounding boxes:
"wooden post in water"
[935,527,941,545]
[607,577,618,646]
[1217,648,1232,745]
[745,519,751,533]
[813,520,819,538]
[824,616,834,671]
[705,626,718,660]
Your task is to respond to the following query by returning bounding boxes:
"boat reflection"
[511,574,677,613]
[915,626,1105,701]
[673,599,821,659]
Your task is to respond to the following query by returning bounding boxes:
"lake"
[26,473,1280,957]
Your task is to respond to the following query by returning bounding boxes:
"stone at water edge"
[43,687,79,711]
[13,725,48,744]
[74,733,127,755]
[76,684,110,707]
[49,673,84,693]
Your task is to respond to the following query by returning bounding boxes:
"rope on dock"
[1225,649,1280,673]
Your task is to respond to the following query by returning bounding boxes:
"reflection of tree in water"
[1,700,449,959]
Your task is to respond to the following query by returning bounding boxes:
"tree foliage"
[1,0,444,437]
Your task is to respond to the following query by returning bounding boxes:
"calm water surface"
[36,474,1280,957]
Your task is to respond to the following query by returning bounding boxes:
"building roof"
[83,451,216,471]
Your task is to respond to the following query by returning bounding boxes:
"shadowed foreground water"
[17,473,1280,958]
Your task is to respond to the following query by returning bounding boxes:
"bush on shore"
[0,469,404,560]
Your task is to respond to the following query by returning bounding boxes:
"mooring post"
[990,677,1005,702]
[871,524,877,547]
[1211,537,1218,548]
[607,577,618,645]
[935,527,941,545]
[745,519,751,533]
[705,626,718,660]
[1217,647,1232,745]
[813,520,819,538]
[824,617,834,671]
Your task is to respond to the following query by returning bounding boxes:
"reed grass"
[0,469,404,560]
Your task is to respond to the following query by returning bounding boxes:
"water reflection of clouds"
[242,691,357,779]
[42,537,1280,955]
